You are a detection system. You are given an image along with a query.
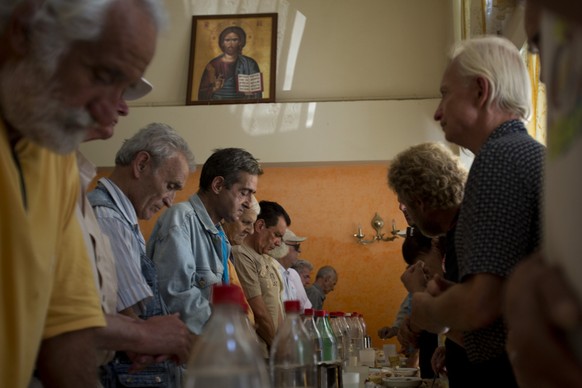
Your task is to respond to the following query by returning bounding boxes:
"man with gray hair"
[148,148,263,335]
[89,123,195,387]
[292,259,315,287]
[409,36,545,386]
[0,0,164,386]
[306,265,338,310]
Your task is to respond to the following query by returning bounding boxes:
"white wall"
[80,0,455,166]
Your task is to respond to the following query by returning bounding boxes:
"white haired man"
[0,0,163,386]
[292,259,314,287]
[410,36,545,387]
[76,88,192,387]
[88,123,195,387]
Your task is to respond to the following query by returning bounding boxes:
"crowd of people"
[376,1,582,386]
[0,0,580,387]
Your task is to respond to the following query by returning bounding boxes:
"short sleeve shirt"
[0,129,104,386]
[456,120,545,362]
[233,243,283,329]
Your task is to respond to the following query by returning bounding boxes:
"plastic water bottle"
[302,308,323,362]
[184,284,271,388]
[314,310,338,362]
[314,310,342,388]
[329,312,349,366]
[347,312,364,354]
[358,313,371,348]
[336,312,354,365]
[270,300,317,387]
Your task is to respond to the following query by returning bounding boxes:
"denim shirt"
[147,194,228,335]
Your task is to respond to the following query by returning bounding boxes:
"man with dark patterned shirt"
[409,36,545,387]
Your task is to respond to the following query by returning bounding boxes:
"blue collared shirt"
[147,194,228,334]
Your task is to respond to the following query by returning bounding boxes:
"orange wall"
[96,162,408,350]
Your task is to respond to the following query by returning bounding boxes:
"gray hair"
[199,148,263,192]
[292,259,313,273]
[450,35,531,120]
[0,0,167,72]
[249,194,260,214]
[315,265,337,280]
[115,123,195,171]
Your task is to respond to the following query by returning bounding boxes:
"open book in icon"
[237,72,263,93]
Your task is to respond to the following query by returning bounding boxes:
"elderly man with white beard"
[0,1,163,387]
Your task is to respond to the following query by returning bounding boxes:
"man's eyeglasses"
[286,243,301,253]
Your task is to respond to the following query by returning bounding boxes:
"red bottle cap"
[314,310,327,317]
[212,284,245,307]
[284,300,301,313]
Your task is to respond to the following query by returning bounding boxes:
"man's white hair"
[0,0,166,70]
[450,35,532,120]
[0,0,167,154]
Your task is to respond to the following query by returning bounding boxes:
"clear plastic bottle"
[270,300,317,387]
[351,312,365,351]
[184,284,271,388]
[314,310,338,362]
[337,312,353,365]
[345,312,363,361]
[314,310,342,388]
[358,313,371,348]
[302,308,323,362]
[328,312,348,365]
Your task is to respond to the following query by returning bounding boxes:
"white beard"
[0,50,94,154]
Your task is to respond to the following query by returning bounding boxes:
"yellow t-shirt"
[0,124,105,387]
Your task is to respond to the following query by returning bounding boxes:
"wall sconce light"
[354,212,402,245]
